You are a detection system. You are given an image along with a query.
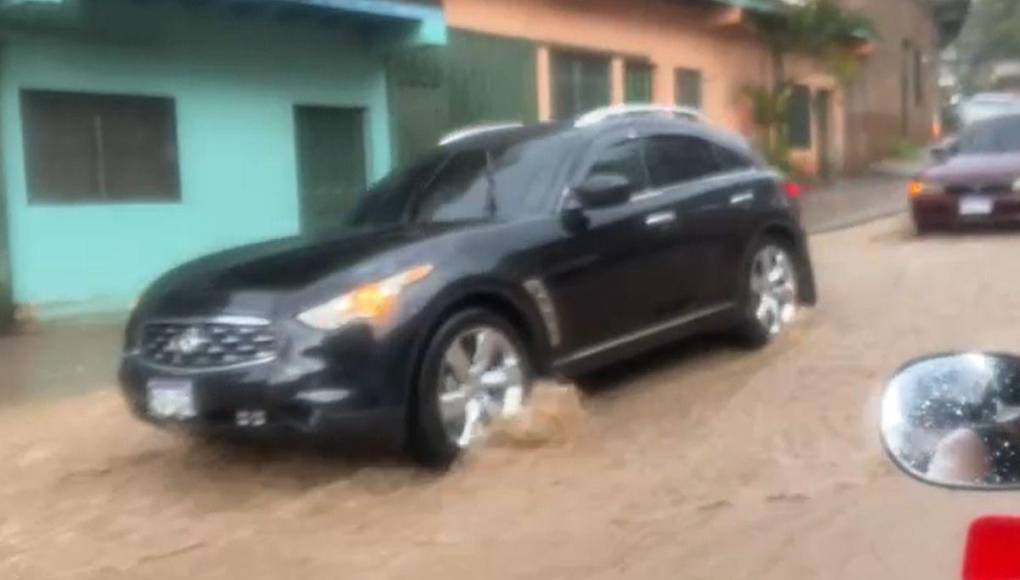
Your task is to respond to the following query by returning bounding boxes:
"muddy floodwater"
[3,216,1020,579]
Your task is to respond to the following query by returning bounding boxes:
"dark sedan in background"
[121,107,816,466]
[910,113,1020,232]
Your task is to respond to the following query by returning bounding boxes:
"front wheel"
[734,239,799,348]
[408,309,533,467]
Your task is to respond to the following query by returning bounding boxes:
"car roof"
[441,116,747,153]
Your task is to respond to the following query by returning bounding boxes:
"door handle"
[729,191,755,206]
[644,211,677,227]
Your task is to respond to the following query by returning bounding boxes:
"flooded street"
[4,215,1020,579]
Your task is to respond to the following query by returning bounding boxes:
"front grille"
[140,319,278,369]
[946,184,1012,196]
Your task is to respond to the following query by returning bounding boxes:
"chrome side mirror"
[881,353,1020,490]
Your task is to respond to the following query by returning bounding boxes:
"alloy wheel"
[750,245,798,337]
[436,326,528,448]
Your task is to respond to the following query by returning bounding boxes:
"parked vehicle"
[957,93,1020,128]
[120,108,817,466]
[910,113,1020,232]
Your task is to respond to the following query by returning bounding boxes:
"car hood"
[923,152,1020,186]
[147,223,471,302]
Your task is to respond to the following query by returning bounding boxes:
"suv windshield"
[957,115,1020,155]
[349,129,571,227]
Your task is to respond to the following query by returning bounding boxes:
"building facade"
[0,0,956,322]
[0,0,444,320]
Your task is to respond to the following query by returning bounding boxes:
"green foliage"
[751,0,875,85]
[955,0,1020,92]
[741,84,794,174]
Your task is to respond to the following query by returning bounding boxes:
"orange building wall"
[443,0,774,133]
[443,0,850,178]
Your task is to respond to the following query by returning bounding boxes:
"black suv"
[120,114,817,466]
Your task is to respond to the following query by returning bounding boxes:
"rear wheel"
[734,238,799,348]
[409,309,533,467]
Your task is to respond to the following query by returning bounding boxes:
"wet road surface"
[3,215,1020,579]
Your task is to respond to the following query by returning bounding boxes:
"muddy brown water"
[3,215,1020,579]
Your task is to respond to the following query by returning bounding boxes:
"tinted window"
[414,150,492,223]
[714,144,754,172]
[586,139,647,196]
[349,154,443,227]
[644,135,720,188]
[958,116,1020,154]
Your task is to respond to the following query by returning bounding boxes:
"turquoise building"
[0,0,445,321]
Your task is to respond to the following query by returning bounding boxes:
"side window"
[644,135,720,188]
[713,144,754,173]
[586,138,648,196]
[414,150,491,222]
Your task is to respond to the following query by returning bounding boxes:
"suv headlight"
[297,264,434,330]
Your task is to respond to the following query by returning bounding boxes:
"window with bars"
[624,60,654,103]
[675,68,703,110]
[21,90,181,204]
[551,49,611,120]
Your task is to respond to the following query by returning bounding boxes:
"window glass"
[413,150,492,223]
[713,144,754,172]
[644,135,720,188]
[586,139,647,196]
[22,90,180,204]
[958,116,1020,154]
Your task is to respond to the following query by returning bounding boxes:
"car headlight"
[296,264,434,330]
[908,180,943,197]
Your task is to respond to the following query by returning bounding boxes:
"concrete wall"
[842,0,940,171]
[0,1,393,315]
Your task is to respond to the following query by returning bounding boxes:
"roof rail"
[574,104,708,127]
[438,122,524,146]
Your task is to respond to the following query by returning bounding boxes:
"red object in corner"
[964,517,1020,580]
[784,181,803,200]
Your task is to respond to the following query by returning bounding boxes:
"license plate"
[960,196,994,216]
[147,379,196,420]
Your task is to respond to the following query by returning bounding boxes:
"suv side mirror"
[573,173,633,209]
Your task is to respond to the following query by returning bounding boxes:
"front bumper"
[119,319,413,449]
[912,194,1020,229]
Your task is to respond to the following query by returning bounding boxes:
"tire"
[733,236,800,349]
[408,308,533,468]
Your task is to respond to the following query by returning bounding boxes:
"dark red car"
[910,114,1020,232]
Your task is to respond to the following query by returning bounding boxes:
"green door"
[294,106,367,235]
[387,30,539,167]
[446,29,538,129]
[0,201,11,331]
[552,49,611,120]
[625,61,654,103]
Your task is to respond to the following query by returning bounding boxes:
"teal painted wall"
[0,1,394,315]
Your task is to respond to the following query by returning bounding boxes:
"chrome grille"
[140,319,277,369]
